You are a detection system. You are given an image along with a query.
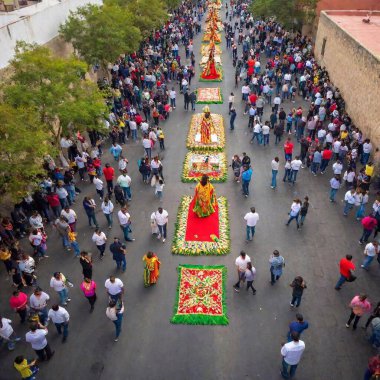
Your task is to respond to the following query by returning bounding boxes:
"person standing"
[287,314,309,342]
[29,288,50,326]
[363,354,380,380]
[299,196,309,227]
[14,356,39,380]
[228,92,235,114]
[244,207,259,242]
[105,276,124,302]
[92,228,107,260]
[117,207,135,242]
[93,175,104,200]
[233,251,251,292]
[169,87,176,109]
[47,304,69,343]
[286,199,302,229]
[117,171,132,201]
[280,332,305,379]
[60,206,77,232]
[245,262,256,295]
[271,157,279,189]
[9,290,28,323]
[50,272,71,306]
[241,165,253,197]
[106,299,124,342]
[290,156,302,184]
[269,250,285,285]
[80,278,97,312]
[152,207,168,243]
[80,251,93,279]
[230,107,237,130]
[102,163,115,194]
[284,138,294,161]
[101,196,114,229]
[82,197,99,228]
[343,189,356,216]
[290,276,307,307]
[0,316,21,350]
[110,237,127,272]
[361,241,379,270]
[346,294,372,330]
[329,175,341,202]
[143,251,161,287]
[335,254,356,290]
[359,214,377,245]
[25,323,54,361]
[53,216,71,251]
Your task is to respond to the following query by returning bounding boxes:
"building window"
[321,37,327,56]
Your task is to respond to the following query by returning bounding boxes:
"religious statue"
[198,105,215,144]
[193,175,217,218]
[200,48,221,81]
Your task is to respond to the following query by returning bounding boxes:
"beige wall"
[314,12,380,146]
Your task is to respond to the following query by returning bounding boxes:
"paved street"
[0,11,378,380]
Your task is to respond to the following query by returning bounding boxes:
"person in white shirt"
[101,196,114,229]
[61,207,77,231]
[25,324,54,361]
[93,175,104,199]
[50,272,71,306]
[290,156,302,184]
[92,228,107,259]
[273,95,281,111]
[271,157,280,189]
[169,87,176,109]
[47,305,70,342]
[118,157,129,172]
[0,317,21,350]
[286,199,302,229]
[106,299,124,342]
[117,172,132,201]
[251,122,262,144]
[281,332,305,378]
[152,207,168,242]
[29,288,50,326]
[262,122,270,146]
[344,189,356,216]
[332,160,343,175]
[361,241,379,269]
[117,207,135,242]
[233,251,251,292]
[362,139,372,165]
[228,92,235,114]
[129,119,137,141]
[244,207,259,242]
[105,276,124,302]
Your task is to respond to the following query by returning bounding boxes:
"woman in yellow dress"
[193,175,217,218]
[143,251,161,287]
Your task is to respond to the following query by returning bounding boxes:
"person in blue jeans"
[329,175,341,202]
[280,332,305,379]
[287,313,309,342]
[241,165,253,197]
[290,276,307,307]
[286,199,302,229]
[48,304,69,343]
[271,157,279,189]
[110,238,127,272]
[244,207,259,241]
[283,160,292,182]
[106,300,124,342]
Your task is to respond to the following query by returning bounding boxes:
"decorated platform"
[196,87,223,104]
[171,264,228,325]
[172,196,230,255]
[186,112,225,151]
[182,152,227,182]
[201,44,222,56]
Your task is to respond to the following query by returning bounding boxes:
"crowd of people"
[0,0,379,378]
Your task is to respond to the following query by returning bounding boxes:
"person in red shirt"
[335,255,355,290]
[249,93,257,106]
[359,215,378,244]
[284,138,294,161]
[364,354,380,380]
[320,147,333,173]
[45,192,61,218]
[9,290,28,323]
[103,163,115,194]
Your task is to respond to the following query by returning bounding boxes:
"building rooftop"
[324,10,380,58]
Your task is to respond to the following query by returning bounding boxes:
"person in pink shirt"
[80,278,97,312]
[346,294,372,330]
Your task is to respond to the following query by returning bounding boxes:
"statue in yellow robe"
[193,175,217,218]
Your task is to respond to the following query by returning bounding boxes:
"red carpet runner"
[185,199,219,242]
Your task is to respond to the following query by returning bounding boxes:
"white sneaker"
[163,238,166,243]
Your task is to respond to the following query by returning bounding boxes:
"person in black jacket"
[109,238,127,272]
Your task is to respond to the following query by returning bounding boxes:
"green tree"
[59,4,142,70]
[3,42,107,148]
[250,0,318,30]
[0,104,56,200]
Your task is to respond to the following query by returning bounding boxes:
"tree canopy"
[0,104,56,199]
[59,4,142,69]
[250,0,318,30]
[3,42,107,147]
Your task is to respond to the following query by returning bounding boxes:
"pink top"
[80,281,97,297]
[350,296,371,316]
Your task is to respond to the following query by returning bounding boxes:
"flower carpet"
[196,87,223,104]
[172,196,230,255]
[182,152,227,182]
[171,264,229,325]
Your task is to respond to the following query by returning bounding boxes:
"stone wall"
[314,11,380,147]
